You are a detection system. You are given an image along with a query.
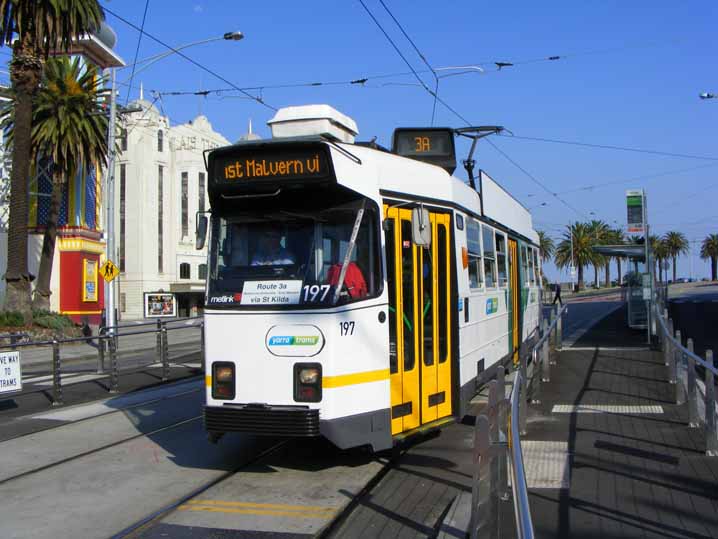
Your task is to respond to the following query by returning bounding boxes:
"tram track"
[0,414,204,487]
[0,378,203,443]
[110,440,288,539]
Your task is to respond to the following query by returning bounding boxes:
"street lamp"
[104,31,244,333]
[120,31,244,84]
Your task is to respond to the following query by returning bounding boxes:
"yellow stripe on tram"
[322,368,390,388]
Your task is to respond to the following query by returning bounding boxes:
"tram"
[198,105,541,451]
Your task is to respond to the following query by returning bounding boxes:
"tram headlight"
[294,363,322,403]
[299,368,320,384]
[212,362,235,400]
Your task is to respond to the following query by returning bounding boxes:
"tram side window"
[532,248,541,287]
[482,224,497,288]
[528,247,536,286]
[496,232,508,287]
[521,245,530,287]
[466,219,483,289]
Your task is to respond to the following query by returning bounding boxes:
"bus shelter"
[593,244,651,329]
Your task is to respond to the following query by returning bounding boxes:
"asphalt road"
[666,281,718,359]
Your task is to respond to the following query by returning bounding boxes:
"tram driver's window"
[467,219,483,289]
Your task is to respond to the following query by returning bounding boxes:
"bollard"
[155,319,162,359]
[486,379,500,525]
[541,320,551,379]
[109,336,119,393]
[662,309,669,351]
[549,308,555,347]
[519,354,528,436]
[705,351,717,457]
[557,307,563,351]
[97,332,105,374]
[496,367,509,501]
[200,321,206,373]
[470,415,491,539]
[161,326,170,381]
[51,339,63,406]
[687,338,699,427]
[667,319,676,377]
[675,330,686,405]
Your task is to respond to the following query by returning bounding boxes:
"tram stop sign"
[100,259,120,282]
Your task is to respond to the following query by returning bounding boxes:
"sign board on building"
[0,351,22,395]
[144,292,177,318]
[626,189,645,233]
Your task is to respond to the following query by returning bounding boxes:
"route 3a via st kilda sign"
[0,351,22,395]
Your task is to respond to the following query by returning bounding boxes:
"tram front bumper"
[204,404,320,437]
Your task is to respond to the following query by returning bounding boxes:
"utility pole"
[105,69,118,336]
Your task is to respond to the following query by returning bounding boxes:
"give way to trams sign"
[0,351,22,395]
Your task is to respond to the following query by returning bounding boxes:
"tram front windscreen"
[207,195,381,309]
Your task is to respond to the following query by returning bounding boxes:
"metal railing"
[0,318,204,407]
[469,304,567,538]
[654,302,718,456]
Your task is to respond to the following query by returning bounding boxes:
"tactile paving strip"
[520,441,570,489]
[551,404,664,414]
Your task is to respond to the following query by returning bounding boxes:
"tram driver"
[250,224,295,266]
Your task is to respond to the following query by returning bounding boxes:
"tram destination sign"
[392,128,457,174]
[210,142,333,184]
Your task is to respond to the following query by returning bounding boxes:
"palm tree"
[701,234,718,281]
[587,220,609,287]
[555,222,596,290]
[0,0,104,317]
[663,231,689,282]
[608,228,625,285]
[652,237,669,283]
[537,230,554,286]
[2,57,109,310]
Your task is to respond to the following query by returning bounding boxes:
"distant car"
[675,277,690,284]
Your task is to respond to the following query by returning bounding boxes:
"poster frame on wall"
[143,292,177,318]
[82,258,98,302]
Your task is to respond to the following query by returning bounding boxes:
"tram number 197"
[339,321,355,336]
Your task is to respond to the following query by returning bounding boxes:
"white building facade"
[115,99,229,319]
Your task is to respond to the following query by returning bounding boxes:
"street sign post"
[0,351,22,396]
[100,259,120,283]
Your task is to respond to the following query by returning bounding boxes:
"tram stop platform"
[328,305,718,539]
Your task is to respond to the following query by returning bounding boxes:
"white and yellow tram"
[199,105,542,451]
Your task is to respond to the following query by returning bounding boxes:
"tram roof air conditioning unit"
[267,104,358,144]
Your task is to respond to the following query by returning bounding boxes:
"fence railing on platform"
[654,303,718,457]
[0,318,204,407]
[469,303,568,539]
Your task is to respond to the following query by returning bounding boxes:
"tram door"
[508,238,520,364]
[385,206,452,435]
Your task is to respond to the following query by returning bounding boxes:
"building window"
[157,129,163,152]
[198,263,207,280]
[120,292,126,313]
[180,262,191,279]
[119,164,126,271]
[120,127,127,152]
[181,171,188,238]
[158,165,163,273]
[482,224,497,288]
[467,219,482,288]
[198,172,205,213]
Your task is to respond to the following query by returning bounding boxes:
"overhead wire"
[102,5,276,111]
[376,0,439,124]
[123,0,150,106]
[498,133,718,162]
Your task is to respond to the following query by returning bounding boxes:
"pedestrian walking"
[552,281,562,306]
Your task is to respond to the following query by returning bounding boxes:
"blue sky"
[78,1,718,278]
